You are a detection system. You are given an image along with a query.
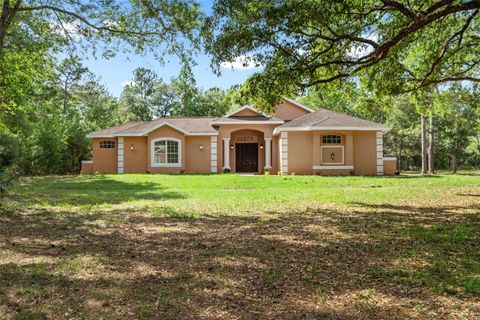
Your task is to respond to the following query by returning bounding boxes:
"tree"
[119,68,158,121]
[207,0,480,107]
[196,87,230,116]
[435,87,479,173]
[173,59,200,116]
[151,80,180,117]
[57,56,90,113]
[410,90,434,174]
[0,0,204,58]
[76,79,119,131]
[0,128,20,199]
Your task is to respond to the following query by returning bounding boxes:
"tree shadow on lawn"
[10,175,186,207]
[0,203,479,319]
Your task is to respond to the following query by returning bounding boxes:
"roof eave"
[210,120,285,125]
[273,126,389,135]
[85,133,115,138]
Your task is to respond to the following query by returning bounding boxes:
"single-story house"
[82,98,397,175]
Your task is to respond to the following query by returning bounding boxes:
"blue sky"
[84,51,258,97]
[80,1,258,97]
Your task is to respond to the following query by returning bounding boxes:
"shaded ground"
[0,174,479,319]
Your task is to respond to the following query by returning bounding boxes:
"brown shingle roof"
[120,117,218,134]
[87,117,218,136]
[277,108,387,130]
[210,116,284,123]
[87,103,387,138]
[88,121,145,136]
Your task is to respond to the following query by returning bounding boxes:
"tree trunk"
[428,111,435,174]
[421,114,427,174]
[451,152,457,174]
[63,79,68,113]
[0,1,22,57]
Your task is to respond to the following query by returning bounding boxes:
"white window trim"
[151,137,182,168]
[320,145,345,165]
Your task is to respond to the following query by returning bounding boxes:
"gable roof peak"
[282,97,314,113]
[224,105,267,118]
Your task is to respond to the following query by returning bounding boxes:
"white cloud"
[122,80,135,87]
[220,55,258,70]
[49,20,82,40]
[347,33,379,59]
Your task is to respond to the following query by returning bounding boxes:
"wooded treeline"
[1,0,480,187]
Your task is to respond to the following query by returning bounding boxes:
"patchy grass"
[0,173,479,319]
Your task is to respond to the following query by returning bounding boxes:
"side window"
[99,141,115,149]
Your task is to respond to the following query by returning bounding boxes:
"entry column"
[223,138,231,171]
[264,138,272,170]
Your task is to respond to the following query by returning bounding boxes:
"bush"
[0,131,21,200]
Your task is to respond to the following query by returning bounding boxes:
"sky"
[84,50,258,97]
[79,0,258,97]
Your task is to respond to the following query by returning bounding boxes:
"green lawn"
[1,173,479,319]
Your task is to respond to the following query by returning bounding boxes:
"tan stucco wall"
[284,130,378,175]
[147,126,186,173]
[92,132,213,174]
[274,100,310,121]
[233,108,261,117]
[384,159,397,176]
[185,136,212,173]
[288,132,313,174]
[81,162,93,174]
[312,131,353,167]
[124,136,148,173]
[321,146,344,164]
[353,131,377,175]
[92,138,117,173]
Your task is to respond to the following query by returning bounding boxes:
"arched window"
[322,134,342,144]
[151,138,181,167]
[99,140,115,149]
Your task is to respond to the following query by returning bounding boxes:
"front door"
[236,143,258,172]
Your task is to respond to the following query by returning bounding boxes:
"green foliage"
[119,66,232,119]
[298,82,479,171]
[0,129,20,199]
[208,1,480,104]
[434,87,479,171]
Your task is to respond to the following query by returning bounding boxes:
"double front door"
[236,143,258,172]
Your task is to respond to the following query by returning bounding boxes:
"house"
[82,98,397,175]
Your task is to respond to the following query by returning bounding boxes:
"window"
[99,140,115,149]
[322,134,342,144]
[151,138,181,167]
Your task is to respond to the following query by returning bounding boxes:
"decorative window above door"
[322,134,342,144]
[236,136,257,143]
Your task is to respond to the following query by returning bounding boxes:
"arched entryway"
[230,129,265,173]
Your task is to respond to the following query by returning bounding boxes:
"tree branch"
[420,9,479,85]
[17,5,172,37]
[381,0,419,20]
[299,1,480,88]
